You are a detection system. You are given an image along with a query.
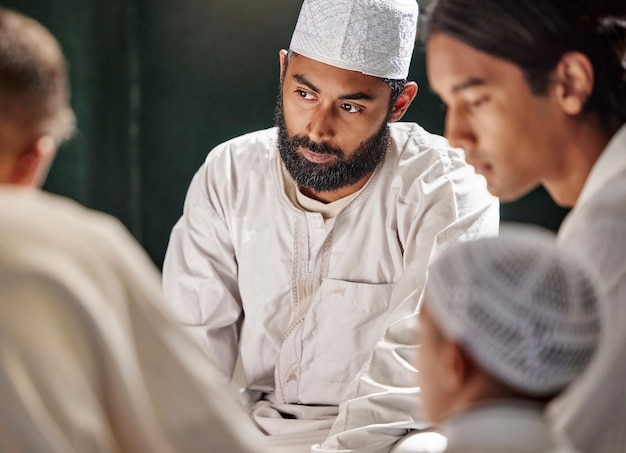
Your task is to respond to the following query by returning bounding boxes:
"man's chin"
[490,182,540,203]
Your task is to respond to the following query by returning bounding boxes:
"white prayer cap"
[289,0,419,79]
[424,225,601,397]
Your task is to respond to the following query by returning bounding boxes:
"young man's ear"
[11,135,56,187]
[389,82,418,122]
[437,339,469,393]
[554,51,594,115]
[447,342,472,391]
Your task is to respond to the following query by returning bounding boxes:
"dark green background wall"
[5,0,568,267]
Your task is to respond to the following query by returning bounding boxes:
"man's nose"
[444,107,477,152]
[307,104,335,142]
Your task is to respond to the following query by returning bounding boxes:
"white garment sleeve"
[162,158,242,378]
[313,160,499,453]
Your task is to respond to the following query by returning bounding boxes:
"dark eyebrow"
[452,77,486,94]
[294,74,320,94]
[293,74,375,102]
[340,92,374,101]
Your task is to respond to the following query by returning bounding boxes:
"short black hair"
[0,7,75,142]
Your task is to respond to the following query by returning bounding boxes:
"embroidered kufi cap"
[289,0,419,79]
[424,225,602,397]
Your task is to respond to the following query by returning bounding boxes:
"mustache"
[288,134,343,158]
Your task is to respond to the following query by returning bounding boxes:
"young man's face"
[426,33,567,202]
[276,53,395,201]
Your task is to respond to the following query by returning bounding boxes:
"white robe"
[0,188,261,453]
[163,123,498,449]
[548,123,626,453]
[392,401,581,453]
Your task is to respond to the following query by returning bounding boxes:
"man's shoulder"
[197,127,279,190]
[207,127,277,163]
[0,188,125,233]
[386,122,471,180]
[379,123,496,218]
[0,188,153,276]
[389,122,450,148]
[389,122,464,162]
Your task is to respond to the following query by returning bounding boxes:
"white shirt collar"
[576,123,626,208]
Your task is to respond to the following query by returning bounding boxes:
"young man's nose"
[444,107,476,152]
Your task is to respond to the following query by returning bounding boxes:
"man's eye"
[296,89,315,100]
[340,103,362,113]
[467,95,489,110]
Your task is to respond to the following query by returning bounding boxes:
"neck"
[543,116,613,207]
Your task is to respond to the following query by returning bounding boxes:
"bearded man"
[162,0,498,451]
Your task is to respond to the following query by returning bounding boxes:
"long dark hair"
[424,0,626,134]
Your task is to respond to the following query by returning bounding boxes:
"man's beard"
[274,93,391,194]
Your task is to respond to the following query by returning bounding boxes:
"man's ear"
[553,52,594,115]
[445,341,473,392]
[279,49,288,79]
[11,135,56,187]
[389,81,418,122]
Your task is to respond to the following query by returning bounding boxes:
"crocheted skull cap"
[289,0,418,79]
[424,225,601,397]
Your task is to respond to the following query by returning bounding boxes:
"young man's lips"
[471,162,493,176]
[300,147,336,164]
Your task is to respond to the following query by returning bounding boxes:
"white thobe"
[548,123,626,453]
[163,123,499,449]
[0,188,261,453]
[392,401,581,453]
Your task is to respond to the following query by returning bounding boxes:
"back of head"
[289,0,419,79]
[424,0,626,134]
[0,7,74,147]
[424,225,602,398]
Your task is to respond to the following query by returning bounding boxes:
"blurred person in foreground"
[0,6,260,453]
[397,227,601,452]
[162,0,498,451]
[423,0,626,451]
